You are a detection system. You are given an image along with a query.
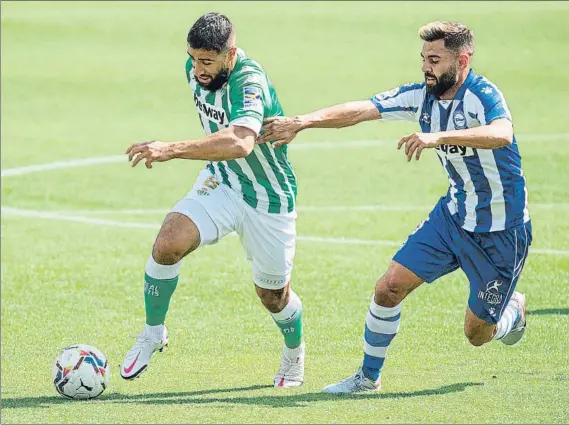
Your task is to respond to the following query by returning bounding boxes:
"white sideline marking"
[11,206,429,216]
[291,132,569,151]
[2,133,569,178]
[297,235,401,247]
[43,202,569,216]
[1,156,126,177]
[2,206,568,256]
[298,204,569,211]
[2,132,568,256]
[1,207,159,230]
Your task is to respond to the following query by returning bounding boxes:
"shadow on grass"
[1,384,272,409]
[2,382,483,409]
[527,308,569,316]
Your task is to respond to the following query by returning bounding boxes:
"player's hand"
[257,116,303,147]
[125,140,173,169]
[398,132,440,162]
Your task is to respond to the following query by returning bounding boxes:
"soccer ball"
[52,344,110,400]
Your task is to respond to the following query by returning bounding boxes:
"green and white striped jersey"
[186,49,297,214]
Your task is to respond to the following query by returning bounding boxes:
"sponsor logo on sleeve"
[243,86,262,109]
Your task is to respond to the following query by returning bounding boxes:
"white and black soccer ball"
[52,344,110,400]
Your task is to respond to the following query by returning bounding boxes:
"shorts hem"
[170,199,219,248]
[468,302,499,325]
[392,253,436,284]
[252,268,291,290]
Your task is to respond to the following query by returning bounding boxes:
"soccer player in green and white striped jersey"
[121,13,304,388]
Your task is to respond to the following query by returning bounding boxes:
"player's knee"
[152,215,199,265]
[464,327,491,347]
[375,274,406,307]
[256,286,288,313]
[152,235,186,265]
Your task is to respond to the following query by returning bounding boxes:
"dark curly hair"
[187,12,234,52]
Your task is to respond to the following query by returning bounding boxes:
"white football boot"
[322,367,381,394]
[120,325,168,380]
[501,291,527,346]
[274,341,305,388]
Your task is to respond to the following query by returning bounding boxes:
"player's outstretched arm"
[257,100,380,147]
[126,125,255,168]
[398,118,514,162]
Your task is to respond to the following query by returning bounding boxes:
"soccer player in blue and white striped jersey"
[258,21,532,393]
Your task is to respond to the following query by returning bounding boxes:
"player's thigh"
[239,208,296,290]
[461,221,532,325]
[390,200,460,292]
[169,168,241,249]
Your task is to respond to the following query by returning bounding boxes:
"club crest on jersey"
[243,86,261,109]
[420,111,431,124]
[453,111,467,129]
[193,93,227,125]
[376,87,399,101]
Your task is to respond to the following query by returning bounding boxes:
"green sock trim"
[144,273,179,326]
[274,310,303,349]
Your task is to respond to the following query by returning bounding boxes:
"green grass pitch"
[1,1,568,423]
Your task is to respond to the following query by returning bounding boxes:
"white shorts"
[171,168,296,289]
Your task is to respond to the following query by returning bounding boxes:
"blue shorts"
[393,197,532,324]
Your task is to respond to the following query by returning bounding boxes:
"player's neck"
[439,69,470,100]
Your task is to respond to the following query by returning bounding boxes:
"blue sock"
[362,366,381,381]
[362,296,402,381]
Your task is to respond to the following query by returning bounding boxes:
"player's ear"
[226,47,237,62]
[458,53,470,70]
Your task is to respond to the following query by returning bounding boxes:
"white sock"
[144,323,165,340]
[362,295,401,380]
[494,303,520,340]
[270,289,303,349]
[145,256,181,280]
[283,343,304,357]
[270,289,302,323]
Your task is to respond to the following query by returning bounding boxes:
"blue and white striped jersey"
[371,69,530,233]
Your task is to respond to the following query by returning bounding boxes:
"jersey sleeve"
[469,83,512,125]
[228,70,270,135]
[370,83,424,122]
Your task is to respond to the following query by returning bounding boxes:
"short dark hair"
[419,21,475,56]
[187,12,234,52]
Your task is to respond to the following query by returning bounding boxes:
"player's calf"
[322,263,425,394]
[464,326,494,346]
[256,285,289,313]
[123,213,201,381]
[464,291,527,347]
[256,283,305,387]
[464,309,496,346]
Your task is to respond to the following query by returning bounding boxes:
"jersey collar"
[454,68,476,101]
